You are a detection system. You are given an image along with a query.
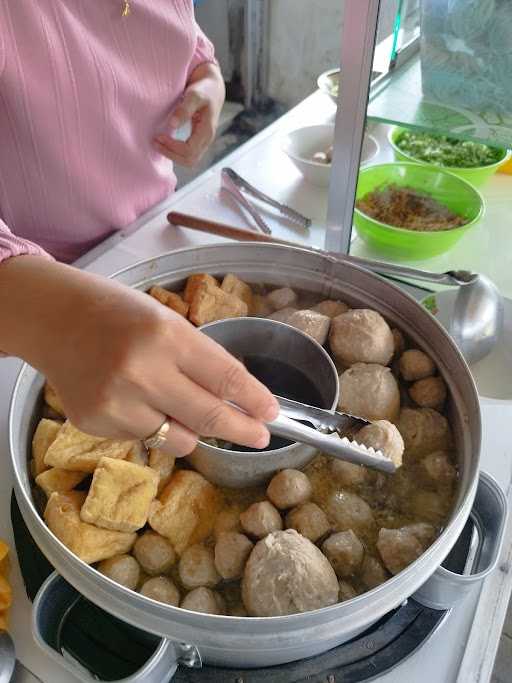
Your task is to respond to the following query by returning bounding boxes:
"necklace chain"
[122,1,131,16]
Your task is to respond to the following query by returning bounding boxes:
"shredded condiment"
[356,184,467,232]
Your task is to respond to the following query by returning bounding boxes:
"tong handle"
[276,395,368,433]
[221,170,272,235]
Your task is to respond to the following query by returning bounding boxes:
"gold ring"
[143,418,172,450]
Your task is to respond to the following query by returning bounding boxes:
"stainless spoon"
[0,631,15,683]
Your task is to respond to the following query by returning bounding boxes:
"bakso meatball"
[240,501,283,539]
[313,300,350,319]
[398,408,452,457]
[181,587,225,615]
[360,555,388,590]
[338,580,358,601]
[324,490,375,536]
[405,523,436,547]
[285,502,330,542]
[133,530,176,576]
[287,310,331,346]
[355,420,404,467]
[267,469,312,510]
[140,576,180,606]
[178,544,220,590]
[409,376,447,409]
[214,532,254,580]
[329,309,394,367]
[242,530,339,617]
[213,506,243,540]
[339,363,400,422]
[391,328,405,357]
[399,350,436,381]
[330,459,368,487]
[267,287,298,311]
[407,490,448,526]
[377,527,424,575]
[421,451,457,486]
[97,554,141,591]
[267,307,297,324]
[322,530,364,578]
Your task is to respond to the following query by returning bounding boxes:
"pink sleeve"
[0,218,51,264]
[188,22,218,77]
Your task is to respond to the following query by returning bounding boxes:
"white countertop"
[1,88,512,682]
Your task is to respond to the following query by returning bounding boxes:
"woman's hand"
[155,62,226,167]
[0,256,278,456]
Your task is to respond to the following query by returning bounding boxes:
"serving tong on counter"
[220,168,312,235]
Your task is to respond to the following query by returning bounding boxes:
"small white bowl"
[317,68,340,104]
[281,124,379,187]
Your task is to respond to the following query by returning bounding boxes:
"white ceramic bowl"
[317,68,340,103]
[282,124,379,187]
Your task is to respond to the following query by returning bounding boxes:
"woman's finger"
[145,419,198,458]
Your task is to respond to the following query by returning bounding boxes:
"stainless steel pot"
[8,244,500,678]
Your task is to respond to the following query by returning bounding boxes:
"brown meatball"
[322,530,364,578]
[408,490,448,525]
[181,587,225,615]
[324,490,375,536]
[178,545,220,589]
[213,506,243,540]
[355,420,404,467]
[330,459,368,487]
[329,309,394,367]
[399,350,436,381]
[409,376,447,409]
[391,328,405,357]
[267,469,312,510]
[313,300,350,319]
[338,580,358,601]
[240,501,283,538]
[377,528,424,575]
[421,451,457,486]
[398,408,452,457]
[360,555,388,590]
[140,576,180,606]
[339,363,400,422]
[214,532,254,580]
[97,554,141,591]
[242,530,339,617]
[133,530,176,576]
[285,502,330,542]
[266,287,298,311]
[286,310,331,346]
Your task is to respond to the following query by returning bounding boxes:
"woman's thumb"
[168,90,202,130]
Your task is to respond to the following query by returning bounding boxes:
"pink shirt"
[0,0,215,263]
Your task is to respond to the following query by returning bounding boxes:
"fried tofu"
[149,448,175,495]
[44,383,65,417]
[44,421,133,473]
[188,283,248,327]
[251,294,273,317]
[35,468,88,497]
[184,273,219,304]
[148,470,222,555]
[44,491,136,564]
[31,418,62,477]
[221,274,253,309]
[125,442,148,467]
[149,286,189,318]
[81,457,159,532]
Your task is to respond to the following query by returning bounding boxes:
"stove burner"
[11,493,448,682]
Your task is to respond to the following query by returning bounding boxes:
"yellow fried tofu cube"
[81,457,159,532]
[44,421,133,473]
[149,448,175,495]
[44,491,136,564]
[149,286,189,318]
[44,383,65,417]
[148,470,222,555]
[31,418,62,477]
[251,294,273,317]
[221,274,253,309]
[184,273,219,304]
[35,468,87,497]
[188,284,248,326]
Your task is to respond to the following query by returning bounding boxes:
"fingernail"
[263,401,279,422]
[254,431,270,450]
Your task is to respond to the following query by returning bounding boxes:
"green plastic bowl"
[354,162,485,260]
[389,127,510,187]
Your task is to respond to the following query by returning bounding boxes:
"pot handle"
[414,471,508,610]
[32,572,180,683]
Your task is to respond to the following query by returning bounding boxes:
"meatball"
[181,587,225,615]
[214,532,254,580]
[421,451,457,486]
[213,506,242,540]
[360,555,388,590]
[329,309,394,367]
[266,469,312,510]
[355,420,404,467]
[178,545,220,589]
[242,529,339,617]
[313,300,349,319]
[408,490,448,526]
[330,459,368,487]
[405,522,436,547]
[97,554,140,591]
[240,501,283,538]
[268,307,298,324]
[140,576,180,606]
[399,350,436,381]
[285,502,330,542]
[267,287,297,311]
[377,528,423,575]
[338,580,358,601]
[391,328,405,357]
[398,408,452,457]
[229,604,248,617]
[409,377,447,409]
[322,530,364,578]
[133,530,176,576]
[339,363,400,422]
[324,490,375,536]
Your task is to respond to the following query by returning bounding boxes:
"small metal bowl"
[189,317,339,488]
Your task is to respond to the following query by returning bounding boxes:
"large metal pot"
[10,244,483,673]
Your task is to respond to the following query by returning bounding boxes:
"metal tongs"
[268,396,398,474]
[221,167,312,235]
